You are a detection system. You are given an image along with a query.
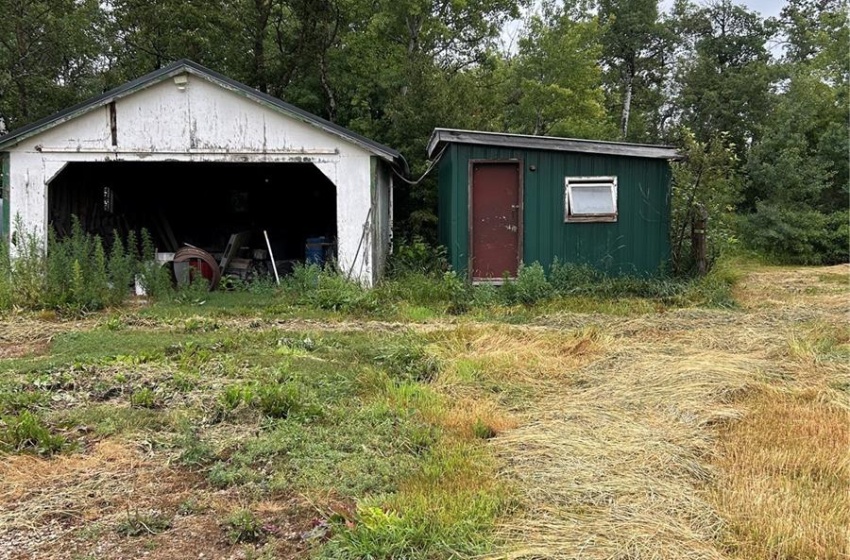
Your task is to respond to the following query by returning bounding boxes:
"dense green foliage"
[0,224,737,315]
[0,220,170,312]
[0,0,846,265]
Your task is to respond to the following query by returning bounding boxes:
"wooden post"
[691,204,708,275]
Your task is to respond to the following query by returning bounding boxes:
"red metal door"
[471,161,521,280]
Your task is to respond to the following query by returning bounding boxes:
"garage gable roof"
[0,60,402,163]
[428,128,681,160]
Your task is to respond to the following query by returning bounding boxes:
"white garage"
[0,60,405,286]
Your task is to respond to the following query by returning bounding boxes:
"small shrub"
[472,418,497,440]
[549,259,602,294]
[138,229,174,299]
[0,411,66,455]
[168,372,197,392]
[107,231,135,306]
[290,265,379,313]
[0,389,50,414]
[375,342,440,383]
[173,274,210,304]
[0,216,146,312]
[472,283,500,307]
[182,316,219,333]
[129,387,159,409]
[253,381,303,418]
[740,203,849,266]
[218,381,316,420]
[177,497,204,516]
[443,271,472,314]
[225,509,264,544]
[219,384,253,412]
[138,261,174,300]
[8,217,47,309]
[504,262,553,306]
[116,510,172,537]
[388,237,448,277]
[208,463,259,488]
[175,427,216,467]
[0,238,11,310]
[683,258,739,308]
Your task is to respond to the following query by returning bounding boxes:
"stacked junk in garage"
[49,161,339,291]
[0,60,402,291]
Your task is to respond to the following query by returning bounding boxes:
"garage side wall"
[370,157,392,283]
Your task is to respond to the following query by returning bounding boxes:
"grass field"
[0,264,847,559]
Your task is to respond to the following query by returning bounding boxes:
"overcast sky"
[661,0,784,18]
[721,0,783,17]
[501,0,787,53]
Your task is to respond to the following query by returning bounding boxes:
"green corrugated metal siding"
[437,144,456,256]
[1,152,8,239]
[442,144,671,276]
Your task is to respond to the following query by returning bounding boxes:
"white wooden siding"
[5,73,387,285]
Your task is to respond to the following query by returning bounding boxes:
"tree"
[747,72,847,211]
[501,3,613,139]
[598,0,671,141]
[780,0,846,65]
[669,128,742,273]
[670,0,777,160]
[0,0,106,130]
[739,0,848,264]
[324,0,526,239]
[103,0,244,83]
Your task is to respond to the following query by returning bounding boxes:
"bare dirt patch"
[0,314,98,360]
[0,340,49,360]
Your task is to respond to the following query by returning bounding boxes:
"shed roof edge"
[427,128,682,160]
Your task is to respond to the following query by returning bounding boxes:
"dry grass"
[480,264,849,559]
[1,264,846,559]
[0,441,185,532]
[438,396,520,439]
[711,389,849,559]
[707,272,850,560]
[486,349,762,560]
[434,324,606,387]
[734,264,849,311]
[0,440,315,560]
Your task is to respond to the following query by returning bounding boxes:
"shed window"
[565,176,617,222]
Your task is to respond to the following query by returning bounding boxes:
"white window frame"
[564,176,618,222]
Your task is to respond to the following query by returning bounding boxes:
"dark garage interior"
[47,161,338,279]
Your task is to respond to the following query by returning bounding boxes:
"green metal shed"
[429,128,681,281]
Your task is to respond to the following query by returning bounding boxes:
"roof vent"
[173,74,189,91]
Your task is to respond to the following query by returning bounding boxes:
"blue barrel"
[305,237,326,266]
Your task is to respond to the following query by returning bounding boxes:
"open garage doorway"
[47,161,338,280]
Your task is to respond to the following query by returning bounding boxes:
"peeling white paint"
[5,74,390,285]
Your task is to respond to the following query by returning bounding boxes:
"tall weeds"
[0,217,152,313]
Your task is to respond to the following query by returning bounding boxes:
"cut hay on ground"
[482,266,849,559]
[0,441,182,533]
[486,350,762,559]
